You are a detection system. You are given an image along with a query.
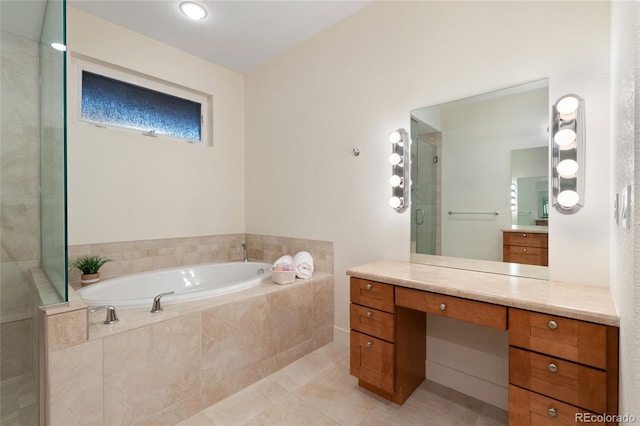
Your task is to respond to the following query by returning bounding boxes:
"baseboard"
[426,359,508,410]
[333,325,350,347]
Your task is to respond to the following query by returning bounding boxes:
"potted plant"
[69,255,112,286]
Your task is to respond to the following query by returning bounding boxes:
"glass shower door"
[412,136,439,255]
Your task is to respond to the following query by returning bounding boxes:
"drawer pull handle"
[439,303,446,311]
[366,341,372,348]
[365,283,373,290]
[365,311,372,318]
[548,320,558,330]
[522,233,527,237]
[523,248,527,252]
[548,363,558,373]
[547,407,557,418]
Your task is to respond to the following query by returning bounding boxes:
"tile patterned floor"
[178,342,508,426]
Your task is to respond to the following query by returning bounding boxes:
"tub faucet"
[241,243,248,262]
[150,291,175,313]
[89,305,119,324]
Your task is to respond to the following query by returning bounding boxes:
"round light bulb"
[557,190,579,208]
[388,153,402,166]
[557,159,579,178]
[389,175,403,187]
[556,96,579,115]
[389,196,403,209]
[389,131,402,145]
[180,1,207,20]
[554,128,576,147]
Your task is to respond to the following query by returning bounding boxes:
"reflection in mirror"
[511,147,548,226]
[410,80,549,279]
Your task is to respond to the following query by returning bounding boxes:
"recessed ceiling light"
[50,42,66,52]
[179,1,207,21]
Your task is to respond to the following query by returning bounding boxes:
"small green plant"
[69,255,112,275]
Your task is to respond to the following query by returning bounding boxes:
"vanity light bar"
[551,94,585,213]
[388,128,411,212]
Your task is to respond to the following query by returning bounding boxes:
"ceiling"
[66,0,372,73]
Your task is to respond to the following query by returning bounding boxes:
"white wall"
[67,8,246,245]
[609,1,640,422]
[245,1,611,408]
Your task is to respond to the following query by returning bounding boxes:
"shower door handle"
[416,208,425,225]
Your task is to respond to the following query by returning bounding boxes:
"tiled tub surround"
[43,234,333,425]
[68,233,333,289]
[43,273,333,425]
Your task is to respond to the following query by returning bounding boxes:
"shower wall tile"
[0,319,32,381]
[48,339,103,426]
[1,32,41,335]
[1,260,38,319]
[0,129,40,199]
[0,198,39,263]
[103,313,201,426]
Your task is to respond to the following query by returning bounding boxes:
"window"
[76,57,211,145]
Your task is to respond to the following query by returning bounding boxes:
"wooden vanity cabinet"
[349,274,619,425]
[503,231,548,266]
[508,308,619,425]
[349,278,426,404]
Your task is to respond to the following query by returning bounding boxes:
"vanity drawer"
[503,231,548,248]
[350,330,394,394]
[350,278,394,313]
[509,385,604,425]
[509,308,609,369]
[395,287,507,330]
[350,303,394,342]
[504,246,548,266]
[509,347,607,413]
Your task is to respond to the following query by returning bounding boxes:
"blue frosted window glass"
[81,71,202,141]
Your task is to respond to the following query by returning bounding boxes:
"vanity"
[347,260,619,425]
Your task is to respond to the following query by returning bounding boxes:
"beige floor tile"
[363,396,479,425]
[409,381,484,424]
[243,396,338,426]
[268,342,349,392]
[175,413,214,426]
[185,342,507,426]
[294,363,382,426]
[202,378,290,426]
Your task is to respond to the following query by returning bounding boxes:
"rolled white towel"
[273,255,294,268]
[294,251,314,279]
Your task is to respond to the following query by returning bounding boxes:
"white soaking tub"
[76,261,272,308]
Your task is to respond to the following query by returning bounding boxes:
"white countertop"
[346,260,618,326]
[501,225,548,233]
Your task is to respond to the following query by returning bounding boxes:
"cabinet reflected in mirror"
[410,80,549,279]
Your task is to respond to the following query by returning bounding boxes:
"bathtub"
[77,261,272,308]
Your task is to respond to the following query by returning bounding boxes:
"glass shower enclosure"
[0,0,67,424]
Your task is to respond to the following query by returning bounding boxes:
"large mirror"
[410,80,550,279]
